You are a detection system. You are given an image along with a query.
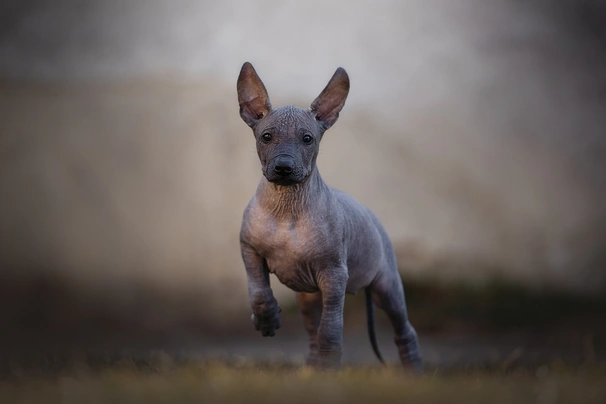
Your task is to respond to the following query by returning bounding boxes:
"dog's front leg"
[313,269,348,368]
[241,242,281,337]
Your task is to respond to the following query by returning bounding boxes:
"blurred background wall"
[1,0,605,339]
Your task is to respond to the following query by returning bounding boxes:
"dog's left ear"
[310,67,350,130]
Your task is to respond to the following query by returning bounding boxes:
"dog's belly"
[265,254,318,293]
[344,260,380,295]
[253,226,384,295]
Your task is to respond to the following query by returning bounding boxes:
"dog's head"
[237,62,349,186]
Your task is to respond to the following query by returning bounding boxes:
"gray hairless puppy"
[237,62,422,371]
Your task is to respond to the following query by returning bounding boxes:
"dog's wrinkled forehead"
[258,105,319,134]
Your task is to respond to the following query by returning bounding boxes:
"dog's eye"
[302,134,313,144]
[261,133,272,142]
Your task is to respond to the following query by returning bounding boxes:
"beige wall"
[1,0,605,321]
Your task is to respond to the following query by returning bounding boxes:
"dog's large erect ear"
[310,67,350,130]
[237,62,272,127]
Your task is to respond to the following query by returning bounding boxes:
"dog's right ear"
[237,62,272,127]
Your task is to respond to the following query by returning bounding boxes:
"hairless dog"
[237,62,422,371]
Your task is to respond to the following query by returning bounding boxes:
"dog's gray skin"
[237,62,422,371]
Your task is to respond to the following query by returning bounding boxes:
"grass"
[1,358,605,404]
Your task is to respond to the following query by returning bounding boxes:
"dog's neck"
[257,166,328,221]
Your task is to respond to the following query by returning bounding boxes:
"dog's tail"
[365,287,385,365]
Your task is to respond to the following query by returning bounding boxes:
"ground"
[2,358,605,404]
[1,278,604,403]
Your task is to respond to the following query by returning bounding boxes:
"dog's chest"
[249,215,331,292]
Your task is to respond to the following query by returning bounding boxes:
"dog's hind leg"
[370,270,423,372]
[296,291,323,366]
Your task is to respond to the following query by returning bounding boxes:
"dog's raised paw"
[251,308,281,337]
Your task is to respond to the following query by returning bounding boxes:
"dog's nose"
[274,156,294,176]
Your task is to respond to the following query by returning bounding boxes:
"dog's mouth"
[263,167,306,186]
[265,174,303,186]
[267,177,300,186]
